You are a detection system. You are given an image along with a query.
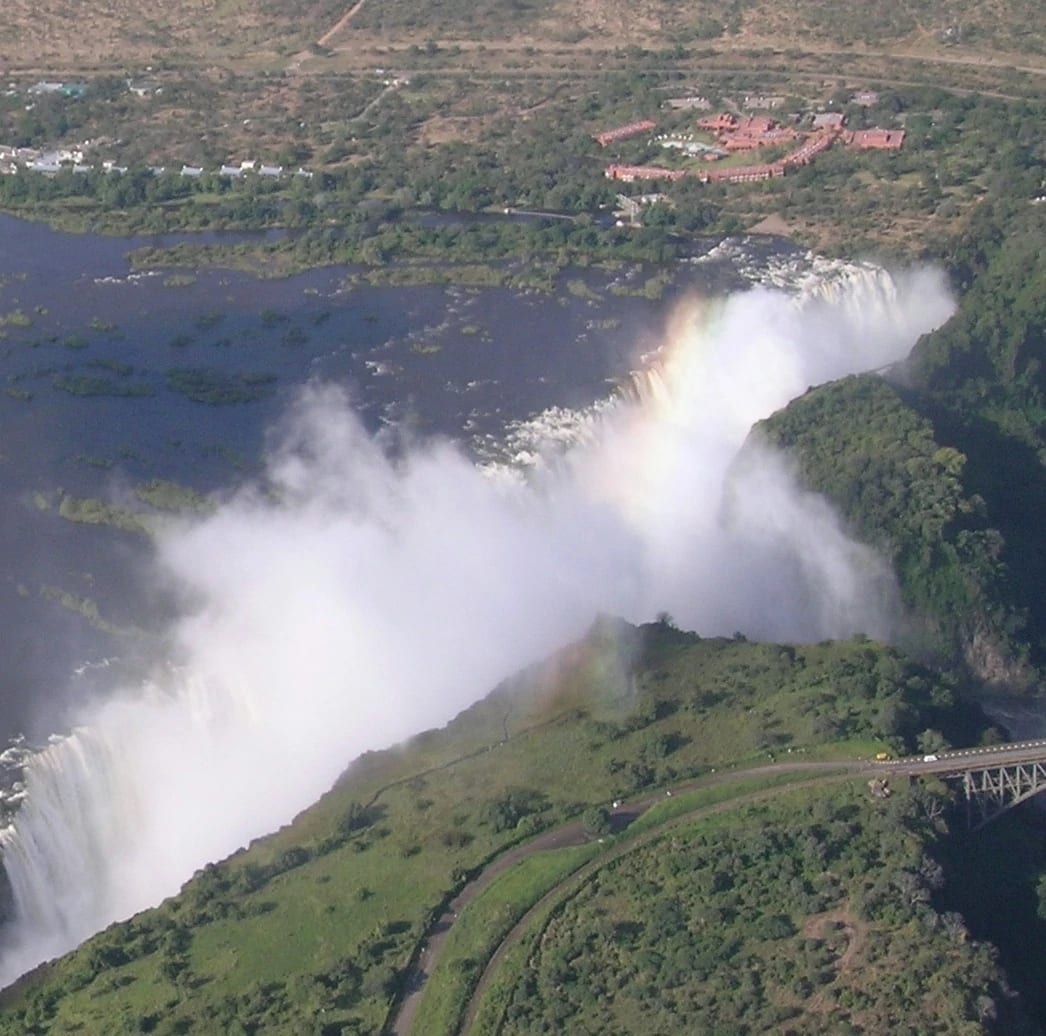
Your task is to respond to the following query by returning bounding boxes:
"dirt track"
[317,0,371,47]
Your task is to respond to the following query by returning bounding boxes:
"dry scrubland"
[2,0,1044,74]
[0,0,1042,259]
[0,0,329,69]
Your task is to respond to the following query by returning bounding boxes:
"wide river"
[0,213,811,742]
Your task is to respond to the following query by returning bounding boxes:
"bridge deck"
[869,740,1046,829]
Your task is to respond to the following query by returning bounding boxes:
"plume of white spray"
[0,263,954,984]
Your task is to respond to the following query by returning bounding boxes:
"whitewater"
[0,258,954,984]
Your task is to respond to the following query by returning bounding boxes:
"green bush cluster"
[492,786,1033,1035]
[759,203,1046,682]
[164,367,277,405]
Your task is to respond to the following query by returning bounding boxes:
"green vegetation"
[133,479,214,514]
[757,376,1024,671]
[915,217,1046,415]
[622,770,840,837]
[757,205,1046,687]
[0,624,1003,1034]
[76,455,115,469]
[49,482,211,537]
[419,771,844,1036]
[0,310,32,329]
[161,274,197,288]
[53,375,155,398]
[0,3,1044,1032]
[485,784,1033,1035]
[56,495,150,536]
[937,811,1046,1025]
[0,66,1041,268]
[414,844,601,1036]
[164,367,277,405]
[38,586,133,636]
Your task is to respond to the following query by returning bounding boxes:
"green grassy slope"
[0,623,1001,1034]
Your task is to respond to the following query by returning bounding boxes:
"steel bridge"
[957,761,1046,829]
[873,740,1046,830]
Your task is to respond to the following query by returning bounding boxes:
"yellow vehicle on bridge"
[875,751,892,761]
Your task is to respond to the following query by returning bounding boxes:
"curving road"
[456,771,861,1035]
[383,759,852,1036]
[383,740,1046,1035]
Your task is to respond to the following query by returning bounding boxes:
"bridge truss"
[957,761,1046,830]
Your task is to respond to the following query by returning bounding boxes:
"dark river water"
[0,213,786,739]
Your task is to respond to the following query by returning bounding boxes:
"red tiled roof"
[780,131,836,167]
[736,115,777,134]
[700,162,785,183]
[696,113,738,131]
[605,164,686,181]
[594,120,658,147]
[845,128,905,150]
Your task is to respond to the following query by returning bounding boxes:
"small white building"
[665,96,712,111]
[812,112,846,131]
[852,91,880,107]
[744,94,785,110]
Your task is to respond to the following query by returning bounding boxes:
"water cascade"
[0,260,955,985]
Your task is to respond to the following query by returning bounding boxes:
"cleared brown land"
[0,0,1041,259]
[0,0,334,69]
[2,0,1044,74]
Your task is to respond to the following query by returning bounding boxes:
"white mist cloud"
[0,262,954,983]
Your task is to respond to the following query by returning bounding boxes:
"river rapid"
[0,214,956,984]
[0,216,809,741]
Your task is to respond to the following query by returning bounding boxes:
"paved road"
[875,739,1046,776]
[456,771,861,1035]
[384,759,850,1036]
[383,741,1046,1036]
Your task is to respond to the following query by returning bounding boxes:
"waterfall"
[492,259,949,478]
[0,730,133,971]
[618,362,672,410]
[0,676,261,981]
[0,258,956,987]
